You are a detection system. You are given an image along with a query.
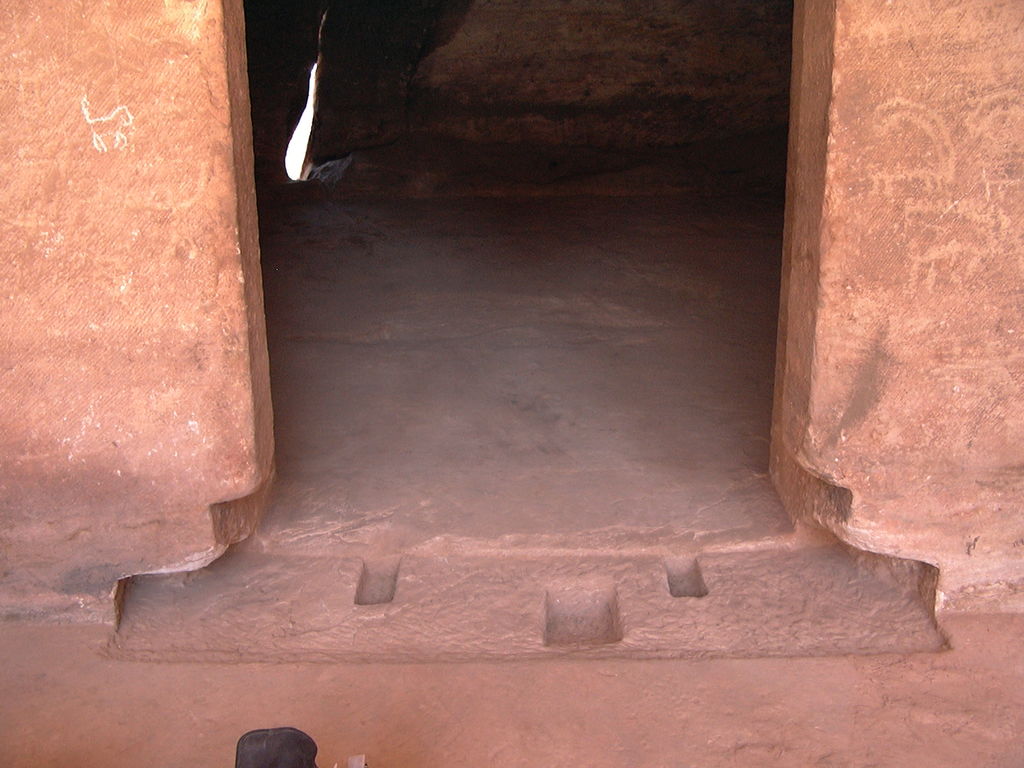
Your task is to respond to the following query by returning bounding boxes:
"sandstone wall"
[276,0,792,167]
[410,0,793,147]
[0,0,272,621]
[773,0,1024,611]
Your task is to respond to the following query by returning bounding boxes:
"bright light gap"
[285,61,319,181]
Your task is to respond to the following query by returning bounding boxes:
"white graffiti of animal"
[80,97,135,152]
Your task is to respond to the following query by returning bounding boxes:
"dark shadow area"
[245,0,793,194]
[239,0,796,554]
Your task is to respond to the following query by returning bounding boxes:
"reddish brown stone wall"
[410,0,793,148]
[286,0,793,165]
[773,0,1024,611]
[0,0,272,620]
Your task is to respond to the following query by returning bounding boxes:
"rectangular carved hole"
[665,557,708,598]
[354,556,401,606]
[543,585,623,647]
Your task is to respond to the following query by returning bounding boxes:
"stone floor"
[112,191,942,661]
[2,614,1023,767]
[255,193,791,554]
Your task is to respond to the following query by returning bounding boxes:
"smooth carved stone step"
[111,546,946,662]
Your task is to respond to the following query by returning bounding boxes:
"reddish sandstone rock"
[0,0,272,621]
[773,0,1024,611]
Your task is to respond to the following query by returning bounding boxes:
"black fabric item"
[235,727,319,768]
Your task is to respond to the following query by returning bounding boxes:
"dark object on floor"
[235,727,318,768]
